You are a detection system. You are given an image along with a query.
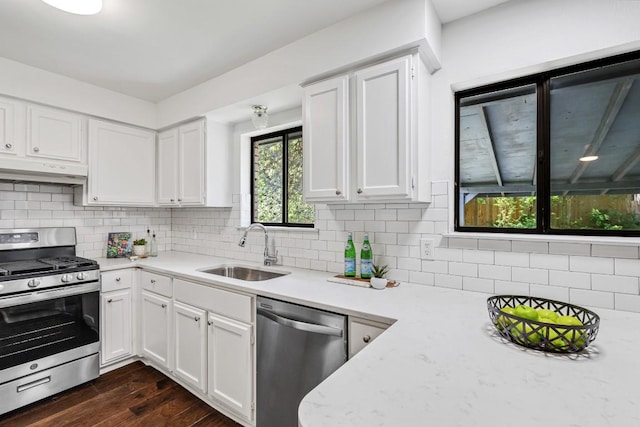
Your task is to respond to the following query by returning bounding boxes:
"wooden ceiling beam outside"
[478,106,504,191]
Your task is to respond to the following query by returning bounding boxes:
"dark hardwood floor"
[0,362,242,427]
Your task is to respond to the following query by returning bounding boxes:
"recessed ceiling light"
[41,0,102,15]
[579,155,599,162]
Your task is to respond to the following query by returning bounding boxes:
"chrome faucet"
[238,223,278,266]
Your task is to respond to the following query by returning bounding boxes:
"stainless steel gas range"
[0,228,100,415]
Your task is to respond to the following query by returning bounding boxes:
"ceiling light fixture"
[251,105,269,130]
[41,0,103,15]
[579,155,599,162]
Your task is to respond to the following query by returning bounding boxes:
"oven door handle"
[0,282,100,308]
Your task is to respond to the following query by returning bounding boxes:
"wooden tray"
[327,275,400,288]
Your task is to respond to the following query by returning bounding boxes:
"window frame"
[455,50,640,237]
[250,125,314,228]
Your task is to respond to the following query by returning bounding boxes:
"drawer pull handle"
[335,190,341,195]
[17,376,51,393]
[115,277,121,282]
[363,335,371,343]
[194,316,200,322]
[357,188,363,194]
[107,299,113,303]
[170,199,175,202]
[5,143,12,149]
[150,279,156,284]
[161,303,167,308]
[33,146,40,152]
[207,321,212,326]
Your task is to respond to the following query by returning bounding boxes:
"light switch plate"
[420,238,435,260]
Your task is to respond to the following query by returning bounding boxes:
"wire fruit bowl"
[487,295,600,353]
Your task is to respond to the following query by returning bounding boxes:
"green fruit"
[510,321,541,344]
[514,304,539,321]
[496,307,515,330]
[553,316,586,349]
[557,315,583,326]
[537,309,559,322]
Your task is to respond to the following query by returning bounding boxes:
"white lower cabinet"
[207,313,253,421]
[100,289,132,365]
[141,290,172,370]
[174,301,207,393]
[348,317,390,358]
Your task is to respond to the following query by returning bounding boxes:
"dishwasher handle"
[257,308,343,337]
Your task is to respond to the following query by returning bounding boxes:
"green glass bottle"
[360,234,373,279]
[344,232,356,277]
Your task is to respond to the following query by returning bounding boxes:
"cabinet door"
[157,128,179,206]
[101,289,132,365]
[26,105,83,163]
[0,97,18,157]
[208,313,253,422]
[173,301,207,393]
[141,290,171,369]
[303,75,350,202]
[178,120,205,205]
[88,119,156,205]
[355,56,412,200]
[348,318,388,358]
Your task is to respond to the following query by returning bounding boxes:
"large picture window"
[456,52,640,236]
[251,127,314,227]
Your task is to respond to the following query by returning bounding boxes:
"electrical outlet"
[420,238,435,260]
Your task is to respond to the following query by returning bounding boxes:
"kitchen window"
[251,126,314,227]
[455,51,640,236]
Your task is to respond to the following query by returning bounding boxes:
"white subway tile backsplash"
[435,248,463,262]
[409,271,434,286]
[549,270,590,289]
[591,244,639,259]
[512,267,548,285]
[530,253,569,271]
[529,284,569,302]
[570,256,614,274]
[615,259,640,277]
[494,251,529,267]
[434,274,462,289]
[375,209,397,221]
[569,289,614,309]
[478,264,511,281]
[386,221,409,233]
[422,260,448,274]
[478,239,512,251]
[549,242,590,256]
[591,274,639,294]
[512,240,548,254]
[614,294,640,313]
[408,221,434,234]
[463,277,494,294]
[462,249,494,264]
[449,262,478,277]
[494,280,529,295]
[431,181,448,196]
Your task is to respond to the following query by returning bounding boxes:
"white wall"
[0,57,157,129]
[157,0,441,127]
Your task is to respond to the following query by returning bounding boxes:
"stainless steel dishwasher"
[257,296,347,427]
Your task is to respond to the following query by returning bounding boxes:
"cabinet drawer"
[140,271,172,297]
[101,269,133,292]
[349,318,389,358]
[174,278,252,324]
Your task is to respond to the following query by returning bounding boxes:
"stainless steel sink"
[198,264,290,281]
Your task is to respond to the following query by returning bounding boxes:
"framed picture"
[107,232,132,258]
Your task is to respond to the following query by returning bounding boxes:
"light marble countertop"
[97,251,640,427]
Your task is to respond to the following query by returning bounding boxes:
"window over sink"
[251,126,314,227]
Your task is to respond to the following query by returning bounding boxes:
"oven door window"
[0,291,99,370]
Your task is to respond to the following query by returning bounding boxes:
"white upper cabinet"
[0,97,19,157]
[85,119,156,206]
[157,119,205,206]
[302,52,431,203]
[356,56,411,200]
[157,128,179,205]
[26,105,84,163]
[303,75,350,202]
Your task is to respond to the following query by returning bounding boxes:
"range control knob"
[76,272,87,281]
[61,274,72,283]
[27,279,41,288]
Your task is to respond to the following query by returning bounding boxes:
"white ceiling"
[0,0,512,107]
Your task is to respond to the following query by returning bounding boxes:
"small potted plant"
[133,238,146,257]
[370,264,389,290]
